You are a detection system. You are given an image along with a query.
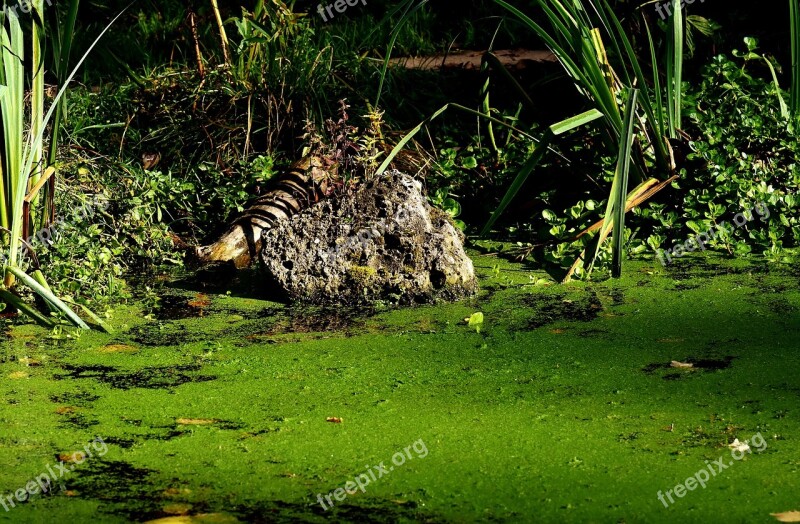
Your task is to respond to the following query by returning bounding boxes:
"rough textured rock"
[260,171,477,305]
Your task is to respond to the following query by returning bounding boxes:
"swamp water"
[0,251,798,522]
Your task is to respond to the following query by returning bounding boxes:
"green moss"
[346,264,377,285]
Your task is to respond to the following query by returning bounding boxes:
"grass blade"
[0,288,54,327]
[611,88,639,277]
[588,87,639,276]
[791,0,800,120]
[480,130,554,236]
[374,0,429,108]
[666,0,683,137]
[6,266,90,329]
[549,108,604,135]
[376,103,550,177]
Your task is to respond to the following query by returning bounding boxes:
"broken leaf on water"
[98,343,139,354]
[465,312,484,333]
[162,503,193,516]
[176,418,217,425]
[670,361,694,369]
[771,511,800,522]
[58,452,88,463]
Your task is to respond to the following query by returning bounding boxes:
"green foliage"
[36,166,169,305]
[0,1,119,328]
[29,145,277,308]
[23,0,800,304]
[231,2,336,103]
[664,53,800,261]
[466,0,687,278]
[424,49,800,272]
[510,51,800,269]
[429,187,465,231]
[733,37,790,121]
[492,0,673,177]
[608,88,638,278]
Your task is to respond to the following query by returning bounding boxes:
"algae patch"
[1,252,798,523]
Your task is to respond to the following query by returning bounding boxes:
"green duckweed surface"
[1,251,798,523]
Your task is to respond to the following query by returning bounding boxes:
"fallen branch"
[189,156,333,268]
[388,49,556,71]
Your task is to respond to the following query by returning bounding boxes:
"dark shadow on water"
[101,437,137,449]
[68,459,447,523]
[50,391,101,405]
[664,255,784,281]
[54,363,216,390]
[168,265,289,303]
[135,264,383,342]
[126,302,379,346]
[521,291,603,330]
[642,356,736,380]
[151,294,210,321]
[127,323,210,346]
[225,304,379,345]
[67,460,162,519]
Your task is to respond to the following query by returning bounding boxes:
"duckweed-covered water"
[1,251,798,523]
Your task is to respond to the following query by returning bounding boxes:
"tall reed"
[791,0,800,123]
[0,2,123,328]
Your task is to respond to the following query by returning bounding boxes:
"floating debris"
[176,418,217,426]
[772,511,800,523]
[728,438,751,453]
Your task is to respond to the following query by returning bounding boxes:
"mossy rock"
[260,171,477,305]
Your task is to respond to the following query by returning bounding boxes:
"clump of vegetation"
[670,51,800,261]
[3,0,798,323]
